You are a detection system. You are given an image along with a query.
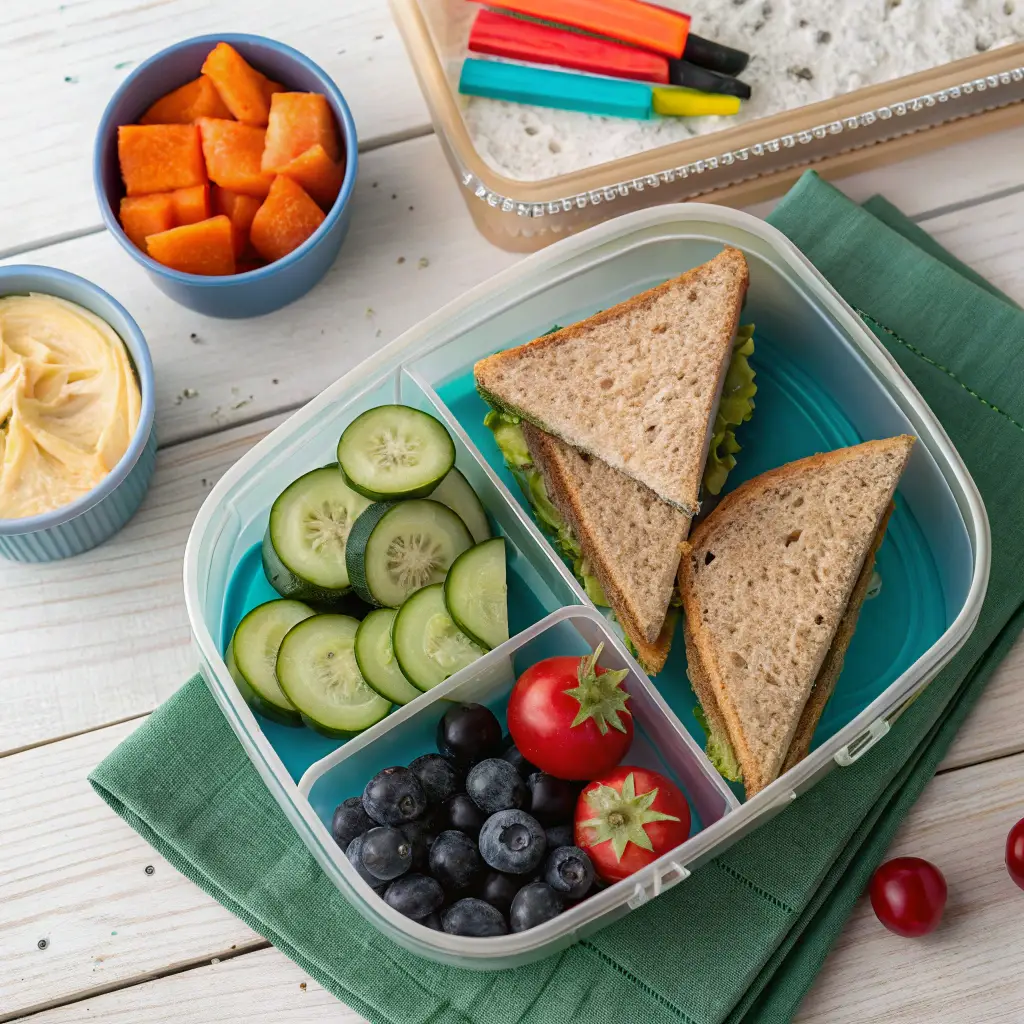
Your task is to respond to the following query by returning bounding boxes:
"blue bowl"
[0,266,157,562]
[94,34,358,319]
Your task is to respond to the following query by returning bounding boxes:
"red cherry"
[1007,818,1024,891]
[869,857,947,938]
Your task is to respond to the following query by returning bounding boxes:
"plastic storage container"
[184,203,989,968]
[391,0,1024,251]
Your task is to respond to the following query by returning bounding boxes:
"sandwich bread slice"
[522,422,689,674]
[475,246,749,516]
[678,435,915,798]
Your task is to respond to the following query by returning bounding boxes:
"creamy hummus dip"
[0,294,142,520]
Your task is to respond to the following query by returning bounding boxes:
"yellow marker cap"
[652,87,741,117]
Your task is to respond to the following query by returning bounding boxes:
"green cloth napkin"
[91,171,1024,1024]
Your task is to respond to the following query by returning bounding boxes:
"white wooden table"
[2,5,1023,1021]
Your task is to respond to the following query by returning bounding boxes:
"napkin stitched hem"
[857,308,1024,433]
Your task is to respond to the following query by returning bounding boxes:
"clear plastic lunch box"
[390,0,1024,252]
[184,204,989,969]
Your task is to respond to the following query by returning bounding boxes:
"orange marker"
[479,0,692,59]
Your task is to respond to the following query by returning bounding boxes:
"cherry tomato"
[574,765,690,882]
[1007,817,1024,890]
[507,643,633,781]
[869,857,947,937]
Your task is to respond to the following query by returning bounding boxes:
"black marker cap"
[668,60,752,99]
[682,33,750,76]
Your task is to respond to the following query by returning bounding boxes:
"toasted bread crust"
[678,437,915,798]
[474,247,749,516]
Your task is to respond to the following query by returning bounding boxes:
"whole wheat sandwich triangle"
[678,435,915,798]
[522,422,689,674]
[475,247,749,516]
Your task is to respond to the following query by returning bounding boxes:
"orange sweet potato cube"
[119,194,175,249]
[249,175,325,263]
[145,215,236,276]
[118,124,206,196]
[139,76,233,124]
[201,42,270,126]
[258,73,286,104]
[212,185,264,255]
[197,118,274,197]
[279,144,344,210]
[261,93,340,173]
[171,183,212,225]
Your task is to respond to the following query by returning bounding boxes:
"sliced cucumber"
[443,538,508,650]
[337,405,455,500]
[263,466,371,602]
[229,599,315,726]
[354,608,422,705]
[346,499,473,608]
[430,468,492,544]
[392,583,486,691]
[276,614,391,737]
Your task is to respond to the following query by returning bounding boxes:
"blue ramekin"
[93,34,358,319]
[0,266,157,562]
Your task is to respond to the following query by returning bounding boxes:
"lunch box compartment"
[405,231,972,784]
[213,367,583,783]
[292,606,737,965]
[186,204,988,968]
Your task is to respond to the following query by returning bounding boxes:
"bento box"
[391,0,1024,251]
[184,203,989,968]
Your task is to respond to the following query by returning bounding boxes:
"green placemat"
[91,172,1024,1024]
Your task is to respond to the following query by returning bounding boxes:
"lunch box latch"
[834,718,891,767]
[627,861,691,909]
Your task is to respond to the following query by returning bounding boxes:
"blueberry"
[436,703,502,767]
[400,816,438,872]
[362,767,427,826]
[442,792,487,839]
[527,773,578,826]
[544,823,575,850]
[360,826,413,881]
[384,873,445,919]
[543,846,594,900]
[428,830,483,891]
[345,834,387,892]
[467,758,526,814]
[421,911,443,931]
[442,898,508,937]
[478,809,546,875]
[477,870,524,915]
[409,753,462,804]
[499,734,538,779]
[331,796,374,851]
[510,882,563,932]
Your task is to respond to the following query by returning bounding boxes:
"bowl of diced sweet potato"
[94,34,357,318]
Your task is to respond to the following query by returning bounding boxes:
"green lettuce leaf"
[702,324,757,497]
[693,705,744,783]
[484,413,609,608]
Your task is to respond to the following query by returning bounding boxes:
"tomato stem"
[563,643,632,736]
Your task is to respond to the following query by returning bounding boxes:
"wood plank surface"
[16,747,1023,1024]
[10,947,349,1024]
[0,415,285,757]
[796,751,1024,1023]
[0,721,263,1022]
[0,0,429,255]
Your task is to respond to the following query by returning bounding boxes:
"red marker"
[469,8,670,82]
[478,0,692,59]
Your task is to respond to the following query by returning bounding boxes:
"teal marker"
[459,58,653,120]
